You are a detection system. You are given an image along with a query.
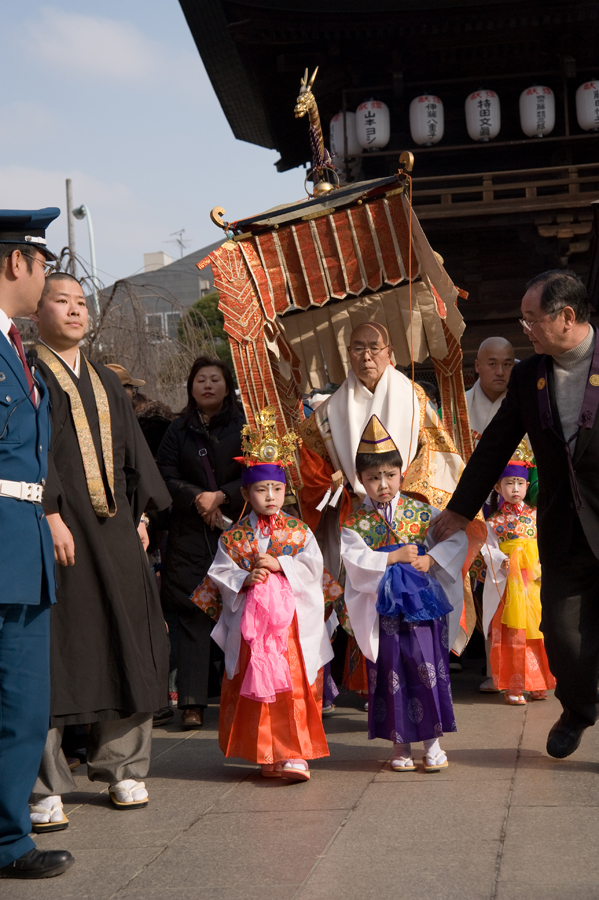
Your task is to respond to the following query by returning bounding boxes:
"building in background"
[103,240,221,340]
[179,0,599,379]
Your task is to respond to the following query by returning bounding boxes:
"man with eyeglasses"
[434,269,599,760]
[299,321,468,654]
[0,209,74,879]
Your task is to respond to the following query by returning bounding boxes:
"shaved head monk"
[298,318,468,656]
[467,336,515,443]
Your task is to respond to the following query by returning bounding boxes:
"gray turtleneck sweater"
[552,325,595,452]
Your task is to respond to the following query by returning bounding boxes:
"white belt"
[0,480,44,503]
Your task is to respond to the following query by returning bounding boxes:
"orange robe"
[219,614,329,764]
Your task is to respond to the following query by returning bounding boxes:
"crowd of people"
[1,207,597,881]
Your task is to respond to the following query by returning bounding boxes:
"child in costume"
[473,442,555,705]
[207,408,333,782]
[340,416,468,772]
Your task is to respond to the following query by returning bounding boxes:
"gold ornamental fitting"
[589,374,599,386]
[399,151,414,173]
[210,206,228,229]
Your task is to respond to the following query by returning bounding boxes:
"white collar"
[0,308,13,339]
[38,339,81,378]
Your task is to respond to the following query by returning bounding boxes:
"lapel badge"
[537,377,546,390]
[0,372,5,382]
[589,374,599,386]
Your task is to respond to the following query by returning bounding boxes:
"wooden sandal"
[280,760,310,782]
[422,752,449,772]
[529,690,547,701]
[391,757,417,772]
[505,692,527,705]
[108,779,149,809]
[30,798,69,834]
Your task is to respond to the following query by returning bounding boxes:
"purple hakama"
[366,615,457,743]
[322,662,339,708]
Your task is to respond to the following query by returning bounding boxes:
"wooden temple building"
[179,0,599,379]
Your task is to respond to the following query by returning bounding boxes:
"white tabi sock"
[392,742,414,766]
[29,795,63,824]
[423,737,447,764]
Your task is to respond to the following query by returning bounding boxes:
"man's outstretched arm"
[432,368,527,539]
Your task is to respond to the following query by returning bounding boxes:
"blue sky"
[0,1,301,283]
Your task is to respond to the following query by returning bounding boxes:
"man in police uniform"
[0,209,74,879]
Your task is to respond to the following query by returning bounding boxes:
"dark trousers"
[541,526,599,727]
[175,607,221,709]
[0,603,50,867]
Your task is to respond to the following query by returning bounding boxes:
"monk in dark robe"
[27,273,171,832]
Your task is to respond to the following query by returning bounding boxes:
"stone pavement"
[5,662,599,900]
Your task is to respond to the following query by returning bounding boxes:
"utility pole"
[65,179,76,276]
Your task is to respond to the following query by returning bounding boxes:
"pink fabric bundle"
[240,571,295,703]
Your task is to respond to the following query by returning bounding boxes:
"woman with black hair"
[157,357,245,728]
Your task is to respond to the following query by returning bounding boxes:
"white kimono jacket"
[340,495,468,663]
[209,511,334,685]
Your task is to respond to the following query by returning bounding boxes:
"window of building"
[145,313,164,335]
[166,311,181,340]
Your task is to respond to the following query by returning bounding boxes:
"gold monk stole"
[36,344,117,517]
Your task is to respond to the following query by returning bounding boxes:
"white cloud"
[23,6,197,84]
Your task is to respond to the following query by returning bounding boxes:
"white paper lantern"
[465,89,500,142]
[330,111,361,161]
[409,95,444,145]
[519,85,555,137]
[576,80,599,132]
[355,100,390,149]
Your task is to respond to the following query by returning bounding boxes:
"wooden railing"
[412,163,599,219]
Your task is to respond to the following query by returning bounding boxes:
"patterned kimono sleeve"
[206,539,250,615]
[469,552,487,584]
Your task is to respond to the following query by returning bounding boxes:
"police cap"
[0,208,60,260]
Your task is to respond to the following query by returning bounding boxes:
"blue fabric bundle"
[375,544,453,622]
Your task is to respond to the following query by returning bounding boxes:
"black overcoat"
[447,350,599,564]
[37,354,172,726]
[157,403,245,612]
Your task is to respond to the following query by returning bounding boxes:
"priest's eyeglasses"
[349,344,390,357]
[519,313,551,333]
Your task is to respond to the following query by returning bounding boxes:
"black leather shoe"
[0,848,74,879]
[152,707,174,728]
[546,710,588,759]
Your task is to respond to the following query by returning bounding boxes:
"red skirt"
[490,602,556,693]
[219,614,329,764]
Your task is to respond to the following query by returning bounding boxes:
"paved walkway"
[5,662,599,900]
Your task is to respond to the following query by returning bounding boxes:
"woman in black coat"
[157,356,245,728]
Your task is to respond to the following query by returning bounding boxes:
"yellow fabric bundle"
[499,538,542,639]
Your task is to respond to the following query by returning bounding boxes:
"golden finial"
[240,406,298,467]
[510,438,534,467]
